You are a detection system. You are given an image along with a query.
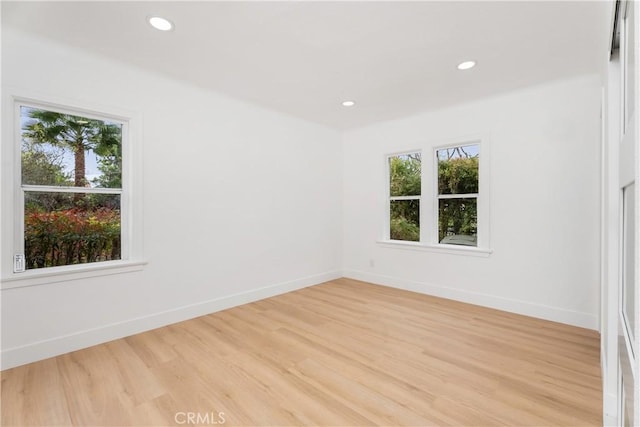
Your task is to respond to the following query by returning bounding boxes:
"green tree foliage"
[438,198,477,243]
[93,146,122,188]
[21,140,71,186]
[438,156,479,194]
[390,200,420,241]
[22,109,122,188]
[389,153,421,196]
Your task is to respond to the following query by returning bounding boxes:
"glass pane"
[389,153,421,197]
[21,106,122,188]
[390,199,419,241]
[24,192,121,270]
[622,183,636,344]
[437,144,479,195]
[438,198,477,246]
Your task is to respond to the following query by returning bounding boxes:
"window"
[384,140,487,254]
[17,103,125,271]
[436,144,479,247]
[388,152,421,241]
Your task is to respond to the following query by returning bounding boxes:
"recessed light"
[148,16,174,31]
[457,60,476,70]
[342,100,356,107]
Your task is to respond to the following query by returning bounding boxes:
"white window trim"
[376,239,493,257]
[380,135,491,256]
[0,260,148,289]
[1,89,145,288]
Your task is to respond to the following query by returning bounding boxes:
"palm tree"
[22,109,121,188]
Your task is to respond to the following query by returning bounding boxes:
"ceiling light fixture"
[342,100,356,107]
[457,60,476,70]
[148,16,174,31]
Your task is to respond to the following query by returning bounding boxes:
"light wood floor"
[1,278,601,426]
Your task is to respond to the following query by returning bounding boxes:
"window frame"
[432,142,481,249]
[381,136,491,257]
[1,92,145,288]
[386,150,422,242]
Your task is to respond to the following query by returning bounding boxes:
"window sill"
[1,260,147,290]
[376,240,493,257]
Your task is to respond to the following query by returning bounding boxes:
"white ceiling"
[2,1,608,130]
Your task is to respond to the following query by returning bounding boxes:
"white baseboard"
[343,269,598,330]
[1,270,342,370]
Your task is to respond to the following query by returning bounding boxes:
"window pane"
[437,144,479,195]
[438,198,477,246]
[24,192,121,269]
[389,153,421,196]
[21,107,122,188]
[390,199,419,241]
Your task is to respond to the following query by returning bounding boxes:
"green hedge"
[24,208,120,269]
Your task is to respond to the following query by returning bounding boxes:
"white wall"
[343,74,602,329]
[0,28,343,369]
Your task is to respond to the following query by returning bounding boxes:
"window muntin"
[436,144,479,247]
[18,104,125,270]
[388,152,421,242]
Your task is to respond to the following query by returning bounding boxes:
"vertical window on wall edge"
[388,152,421,242]
[436,144,479,247]
[18,103,125,271]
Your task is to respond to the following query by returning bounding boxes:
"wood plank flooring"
[1,278,602,426]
